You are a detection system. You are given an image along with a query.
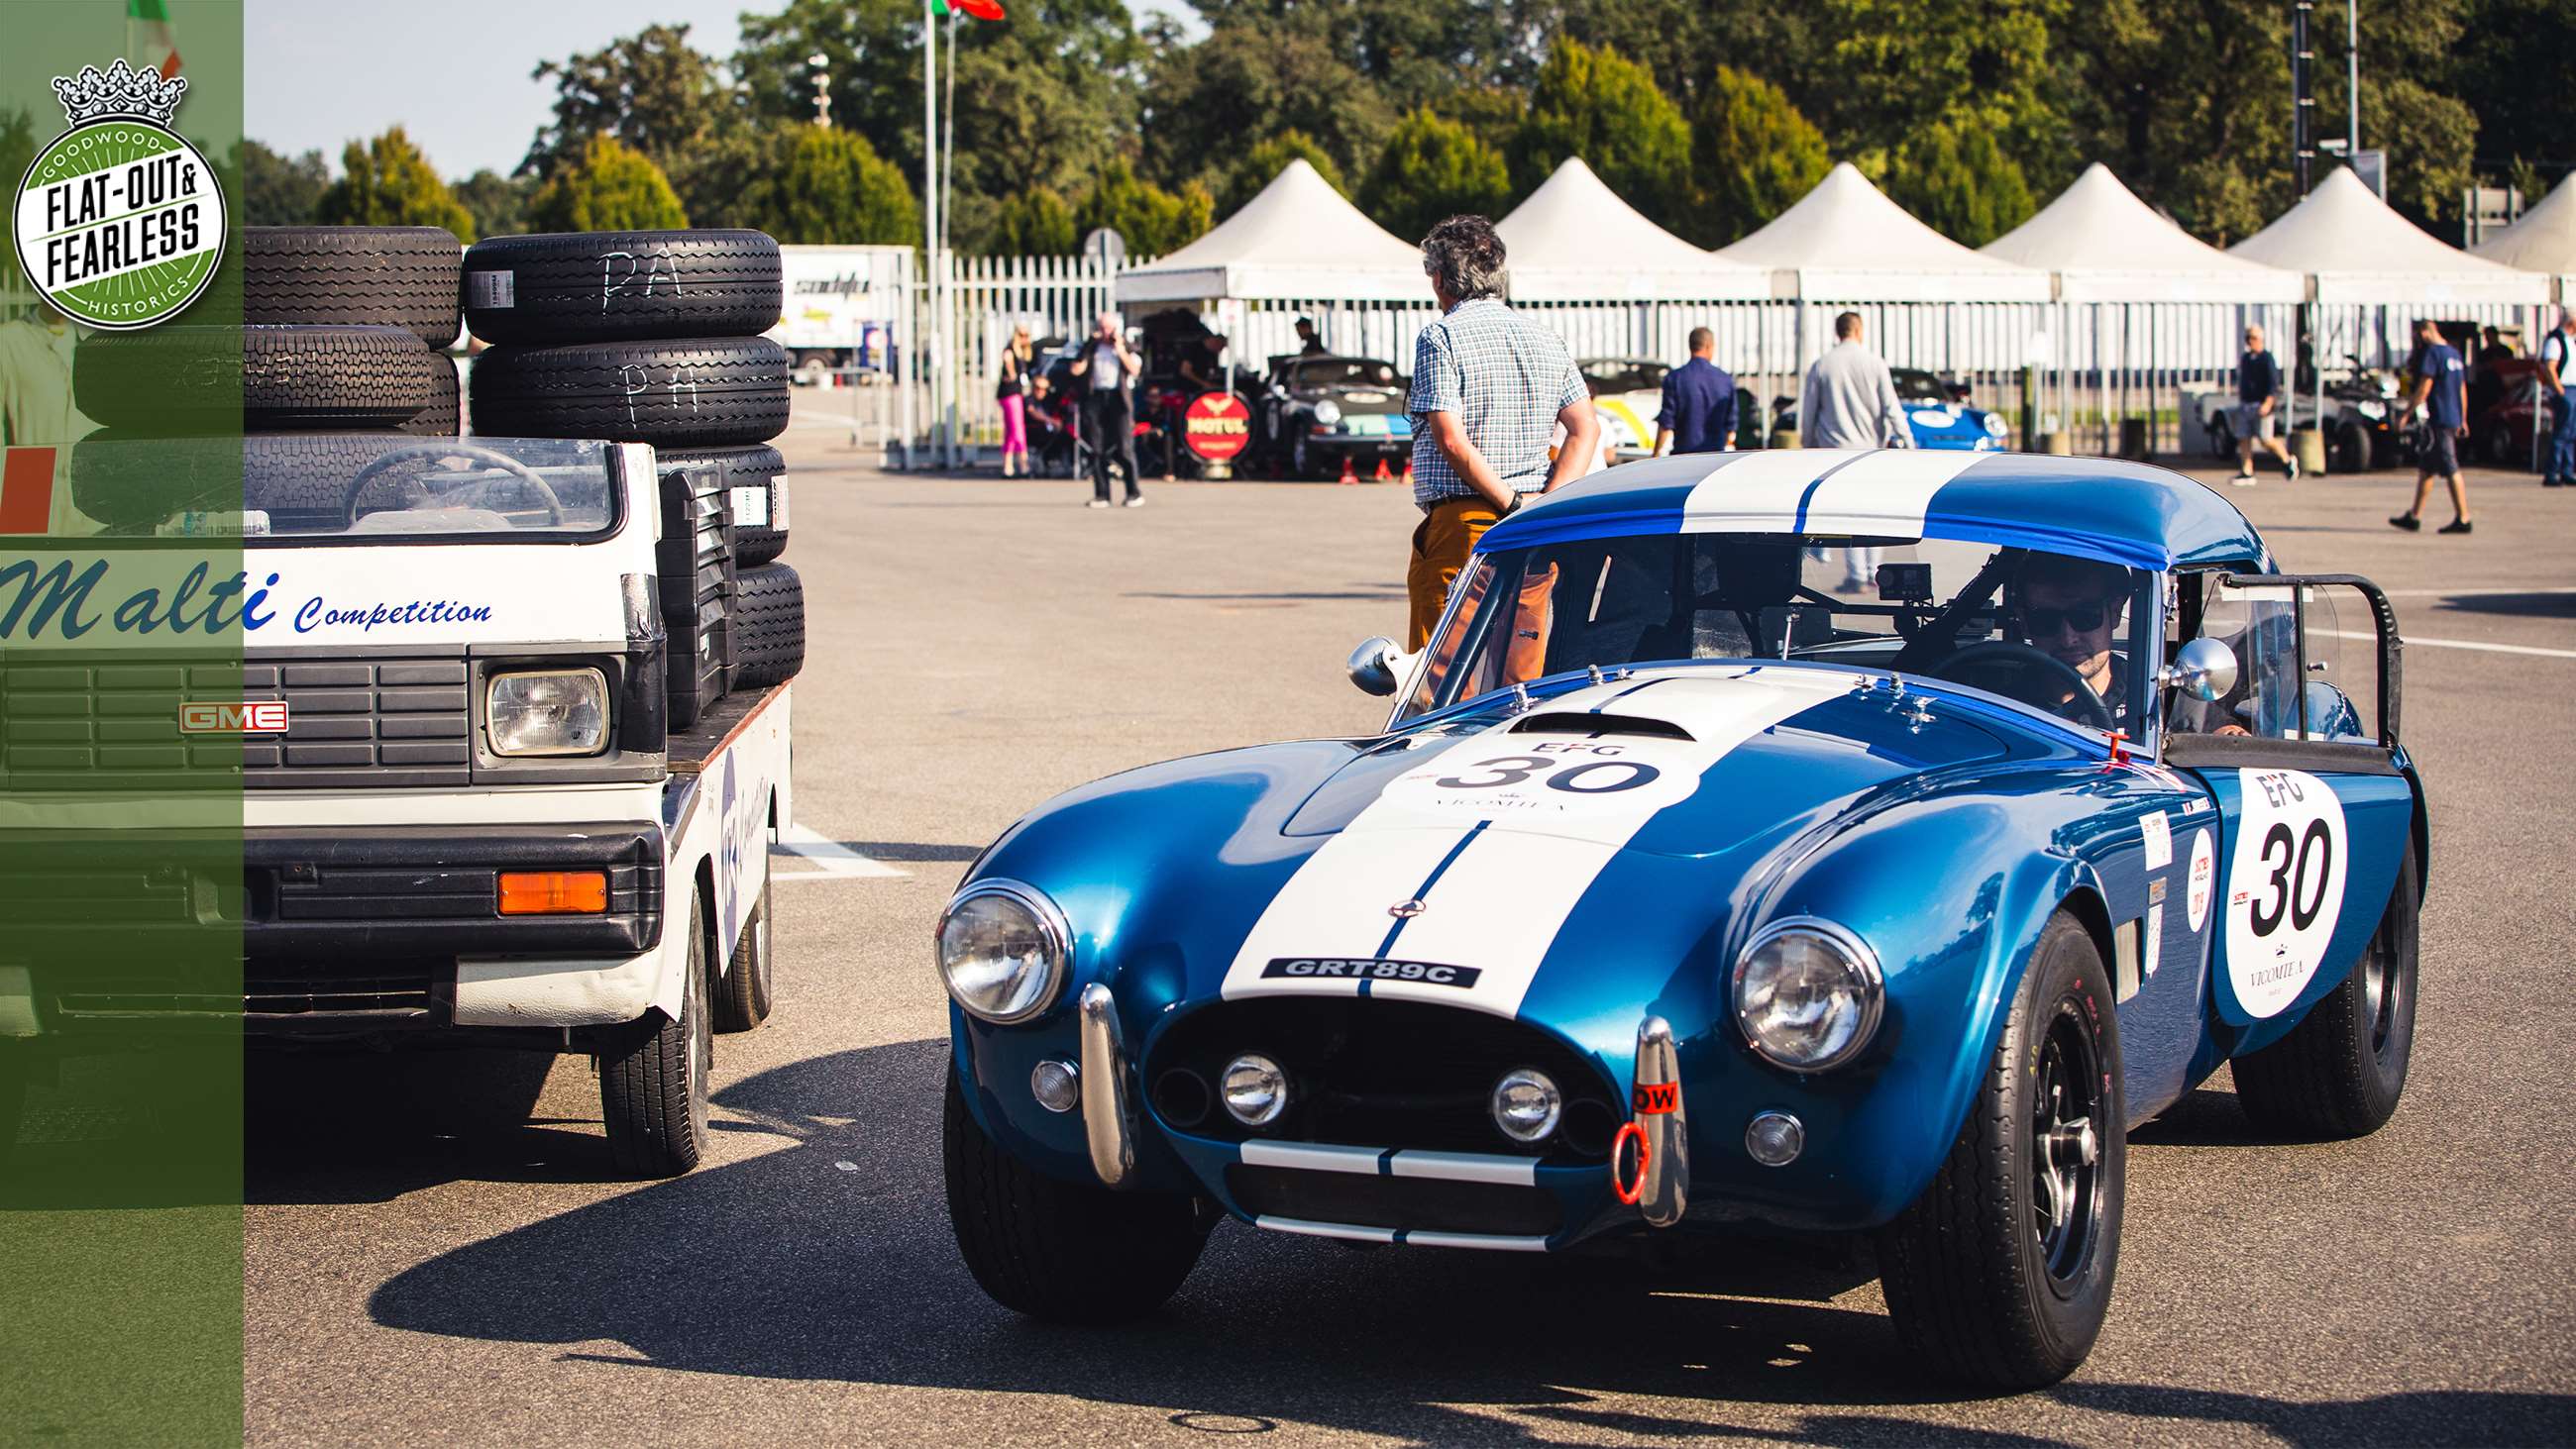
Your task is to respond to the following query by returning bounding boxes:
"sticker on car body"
[2223,768,2348,1017]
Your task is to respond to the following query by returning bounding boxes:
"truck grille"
[0,652,471,790]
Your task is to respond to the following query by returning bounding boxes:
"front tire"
[600,892,712,1177]
[1878,912,2125,1389]
[2231,840,2419,1138]
[713,869,775,1033]
[942,1067,1210,1323]
[2206,410,2235,460]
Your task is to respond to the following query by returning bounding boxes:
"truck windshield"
[66,435,620,541]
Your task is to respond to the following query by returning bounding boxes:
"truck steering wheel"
[341,442,567,529]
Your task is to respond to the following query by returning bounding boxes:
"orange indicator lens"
[497,871,608,914]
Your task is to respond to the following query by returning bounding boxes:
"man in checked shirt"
[1404,215,1599,649]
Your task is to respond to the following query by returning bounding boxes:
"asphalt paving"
[162,430,2576,1443]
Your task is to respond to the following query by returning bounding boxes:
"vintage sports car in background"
[937,449,2424,1388]
[1580,357,1673,462]
[1773,368,2007,451]
[1255,354,1414,477]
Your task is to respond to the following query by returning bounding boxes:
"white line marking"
[2379,585,2576,597]
[2324,629,2576,660]
[771,825,908,880]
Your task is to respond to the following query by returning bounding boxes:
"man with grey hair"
[1404,214,1596,648]
[1798,310,1913,589]
[2540,306,2574,488]
[1068,310,1144,507]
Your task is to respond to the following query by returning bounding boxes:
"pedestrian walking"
[1068,310,1143,508]
[1798,311,1913,589]
[994,326,1035,478]
[2540,307,2575,489]
[1404,214,1596,650]
[2230,324,2299,485]
[1653,327,1736,457]
[2391,316,2473,534]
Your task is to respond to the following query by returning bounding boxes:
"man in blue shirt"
[2391,317,2473,534]
[2540,306,2574,489]
[2230,325,2298,485]
[1652,328,1736,457]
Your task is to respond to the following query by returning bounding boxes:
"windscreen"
[1405,532,2152,738]
[64,435,618,541]
[1289,360,1400,389]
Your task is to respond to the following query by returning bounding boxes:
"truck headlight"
[1311,399,1342,426]
[937,880,1069,1024]
[485,669,609,757]
[1733,918,1882,1073]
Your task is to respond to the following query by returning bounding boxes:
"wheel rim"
[2032,999,2104,1289]
[2362,920,2402,1057]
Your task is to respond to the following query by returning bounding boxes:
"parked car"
[936,448,2424,1389]
[1579,358,1669,462]
[1773,368,2007,450]
[2199,363,2407,473]
[1254,355,1412,477]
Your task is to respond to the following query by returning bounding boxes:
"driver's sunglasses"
[2025,602,2107,634]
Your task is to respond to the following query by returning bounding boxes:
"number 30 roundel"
[2223,767,2349,1018]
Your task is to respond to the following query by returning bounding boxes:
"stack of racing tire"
[460,230,805,730]
[70,226,467,533]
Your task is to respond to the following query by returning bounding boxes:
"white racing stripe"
[1677,447,1986,538]
[1222,667,1850,1018]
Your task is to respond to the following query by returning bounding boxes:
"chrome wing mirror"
[1346,636,1405,696]
[2162,636,2239,702]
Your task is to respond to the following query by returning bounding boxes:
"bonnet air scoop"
[1508,711,1695,742]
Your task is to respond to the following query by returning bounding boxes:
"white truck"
[0,436,785,1177]
[767,244,910,384]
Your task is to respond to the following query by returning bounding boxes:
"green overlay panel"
[1,4,246,1443]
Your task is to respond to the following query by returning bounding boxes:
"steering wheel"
[341,441,566,529]
[1929,641,2115,732]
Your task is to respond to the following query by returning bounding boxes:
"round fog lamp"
[1221,1054,1288,1126]
[1029,1059,1080,1113]
[1490,1068,1562,1143]
[1746,1111,1804,1167]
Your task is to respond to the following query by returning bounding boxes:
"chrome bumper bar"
[1633,1015,1688,1226]
[1077,983,1136,1187]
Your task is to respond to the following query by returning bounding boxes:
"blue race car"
[936,449,2424,1388]
[1773,368,2009,450]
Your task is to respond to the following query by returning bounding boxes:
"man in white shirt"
[1067,311,1144,508]
[1798,311,1912,588]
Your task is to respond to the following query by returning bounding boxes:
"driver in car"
[2012,554,2131,730]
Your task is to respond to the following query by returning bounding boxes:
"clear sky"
[244,0,1197,180]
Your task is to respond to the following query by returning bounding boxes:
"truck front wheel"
[942,1067,1211,1323]
[600,893,712,1177]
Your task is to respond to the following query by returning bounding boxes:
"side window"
[2176,573,2391,746]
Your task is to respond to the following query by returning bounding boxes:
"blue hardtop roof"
[1477,450,2268,571]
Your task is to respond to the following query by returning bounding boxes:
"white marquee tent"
[1497,157,1767,301]
[1113,158,1425,304]
[1983,163,2304,303]
[1712,162,2052,303]
[2228,166,2548,305]
[2469,176,2576,305]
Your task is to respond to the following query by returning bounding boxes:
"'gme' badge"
[12,57,225,330]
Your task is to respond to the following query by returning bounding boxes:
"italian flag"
[933,0,1006,18]
[128,0,181,79]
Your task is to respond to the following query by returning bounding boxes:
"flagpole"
[921,0,944,466]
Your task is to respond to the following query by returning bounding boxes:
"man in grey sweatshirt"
[1798,311,1913,588]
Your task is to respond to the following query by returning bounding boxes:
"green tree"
[737,125,918,245]
[1074,157,1212,256]
[236,140,331,227]
[452,168,535,241]
[316,127,475,242]
[1688,66,1830,245]
[527,135,688,232]
[1214,131,1345,217]
[1142,26,1394,194]
[1814,0,2067,196]
[1510,39,1693,231]
[2451,0,2573,198]
[985,186,1077,255]
[2313,0,2479,228]
[1557,0,1826,116]
[1179,0,1539,110]
[1882,122,2034,247]
[523,23,761,226]
[1362,108,1512,242]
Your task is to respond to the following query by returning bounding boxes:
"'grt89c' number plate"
[1260,957,1481,989]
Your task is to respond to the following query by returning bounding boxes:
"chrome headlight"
[1310,399,1342,426]
[1732,918,1883,1073]
[1982,411,2008,439]
[936,880,1069,1023]
[485,669,609,757]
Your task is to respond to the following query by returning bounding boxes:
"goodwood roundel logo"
[180,700,288,735]
[13,59,226,331]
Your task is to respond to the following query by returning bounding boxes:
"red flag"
[954,0,1007,19]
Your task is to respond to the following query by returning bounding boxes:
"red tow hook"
[1610,1122,1651,1205]
[2102,729,2131,771]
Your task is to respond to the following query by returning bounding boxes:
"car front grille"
[1145,997,1624,1164]
[0,652,471,790]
